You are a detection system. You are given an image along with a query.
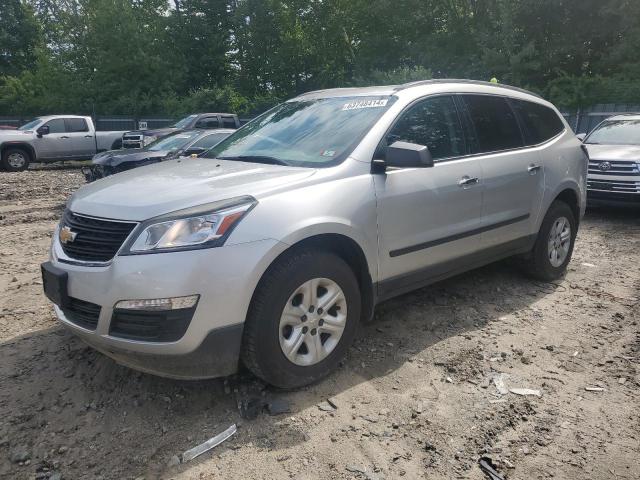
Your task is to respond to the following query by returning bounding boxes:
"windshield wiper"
[218,155,290,166]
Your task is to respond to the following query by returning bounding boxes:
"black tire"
[1,147,31,172]
[522,200,577,281]
[241,249,361,389]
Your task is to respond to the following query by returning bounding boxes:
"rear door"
[36,119,67,159]
[459,94,544,247]
[64,118,95,158]
[374,95,483,291]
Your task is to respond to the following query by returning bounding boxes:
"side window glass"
[44,119,66,133]
[462,95,524,152]
[511,100,565,145]
[195,118,220,128]
[385,96,465,160]
[65,118,88,132]
[221,117,237,128]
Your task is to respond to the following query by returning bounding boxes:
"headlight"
[125,196,256,254]
[142,135,158,146]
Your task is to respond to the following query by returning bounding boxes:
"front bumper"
[48,237,287,379]
[587,173,640,208]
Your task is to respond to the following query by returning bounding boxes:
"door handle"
[458,176,479,187]
[84,135,93,138]
[528,164,541,174]
[60,136,69,139]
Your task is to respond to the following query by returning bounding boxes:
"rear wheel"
[1,147,30,172]
[241,249,361,388]
[522,200,577,281]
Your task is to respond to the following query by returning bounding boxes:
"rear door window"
[65,118,89,132]
[511,100,565,145]
[461,95,524,153]
[195,117,220,128]
[385,95,466,160]
[221,117,237,128]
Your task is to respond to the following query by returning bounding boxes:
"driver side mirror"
[36,125,50,137]
[383,141,434,169]
[183,147,206,157]
[575,133,586,142]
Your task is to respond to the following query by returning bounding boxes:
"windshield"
[172,114,198,129]
[19,119,42,131]
[146,131,201,151]
[204,96,395,167]
[585,119,640,145]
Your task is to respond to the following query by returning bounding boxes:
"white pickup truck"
[0,115,126,171]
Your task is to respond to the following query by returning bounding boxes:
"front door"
[374,95,484,294]
[35,118,67,160]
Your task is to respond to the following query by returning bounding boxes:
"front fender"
[0,141,36,161]
[228,170,380,282]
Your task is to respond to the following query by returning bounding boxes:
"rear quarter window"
[461,95,524,153]
[511,100,565,145]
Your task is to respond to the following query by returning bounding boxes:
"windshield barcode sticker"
[342,99,388,111]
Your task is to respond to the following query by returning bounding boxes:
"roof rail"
[394,79,543,99]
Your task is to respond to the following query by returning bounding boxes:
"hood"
[69,158,316,220]
[92,148,171,167]
[0,130,34,140]
[584,144,640,161]
[126,127,178,137]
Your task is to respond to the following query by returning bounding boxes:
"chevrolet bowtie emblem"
[59,226,78,244]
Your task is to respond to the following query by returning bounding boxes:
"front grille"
[122,134,143,149]
[587,179,640,194]
[60,210,137,263]
[109,307,195,342]
[62,297,101,330]
[588,160,640,176]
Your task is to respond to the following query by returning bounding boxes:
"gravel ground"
[0,166,638,480]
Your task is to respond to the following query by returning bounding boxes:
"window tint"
[221,117,237,128]
[65,118,88,132]
[385,96,465,160]
[195,117,220,128]
[511,100,564,145]
[44,119,66,133]
[191,133,230,149]
[462,95,524,152]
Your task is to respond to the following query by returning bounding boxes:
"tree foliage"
[1,0,639,116]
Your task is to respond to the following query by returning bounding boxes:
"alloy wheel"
[547,216,571,267]
[7,152,26,169]
[278,277,347,366]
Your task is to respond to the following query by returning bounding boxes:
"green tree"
[0,0,41,77]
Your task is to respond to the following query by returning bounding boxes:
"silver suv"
[42,80,587,388]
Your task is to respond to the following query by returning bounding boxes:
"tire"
[522,200,577,281]
[241,249,361,388]
[1,147,31,172]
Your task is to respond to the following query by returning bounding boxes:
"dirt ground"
[0,166,638,480]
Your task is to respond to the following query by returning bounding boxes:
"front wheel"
[241,249,361,388]
[522,200,577,281]
[1,148,30,172]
